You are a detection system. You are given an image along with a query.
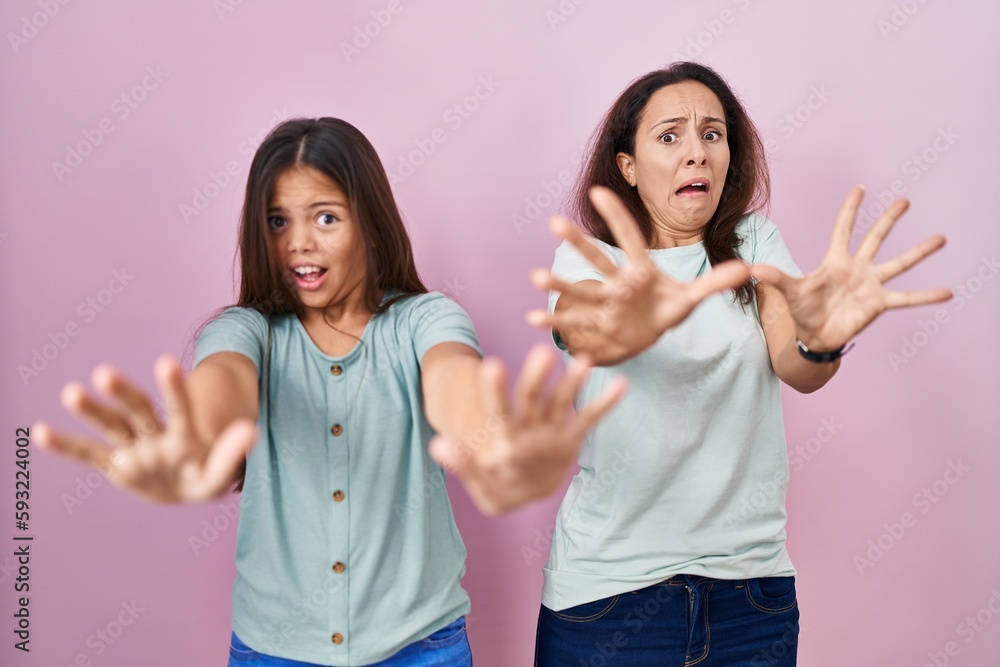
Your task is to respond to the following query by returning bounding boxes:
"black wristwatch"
[796,339,854,363]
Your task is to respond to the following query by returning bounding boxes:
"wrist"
[796,338,854,363]
[793,326,843,354]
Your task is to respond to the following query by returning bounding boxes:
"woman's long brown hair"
[573,62,770,306]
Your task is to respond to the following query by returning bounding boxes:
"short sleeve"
[192,307,269,374]
[738,214,803,279]
[410,292,482,363]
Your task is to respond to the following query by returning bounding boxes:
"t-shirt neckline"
[291,288,397,362]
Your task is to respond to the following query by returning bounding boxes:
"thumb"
[748,264,797,293]
[429,435,472,476]
[685,259,751,303]
[195,420,258,500]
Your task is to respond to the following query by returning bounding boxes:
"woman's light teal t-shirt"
[193,290,480,666]
[543,214,804,612]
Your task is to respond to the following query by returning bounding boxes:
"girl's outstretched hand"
[749,187,952,352]
[33,355,256,503]
[525,186,750,364]
[428,344,626,516]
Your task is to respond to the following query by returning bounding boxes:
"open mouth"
[291,265,328,290]
[675,179,710,196]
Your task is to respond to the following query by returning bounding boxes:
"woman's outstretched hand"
[427,344,626,516]
[749,187,952,352]
[32,355,256,503]
[525,186,751,364]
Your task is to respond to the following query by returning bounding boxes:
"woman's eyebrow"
[651,116,727,130]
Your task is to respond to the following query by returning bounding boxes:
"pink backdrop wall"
[3,2,998,665]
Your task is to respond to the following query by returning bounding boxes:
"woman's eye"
[659,132,678,144]
[267,216,286,230]
[317,213,339,226]
[704,130,722,141]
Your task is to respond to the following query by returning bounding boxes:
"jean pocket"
[745,576,797,614]
[546,595,620,623]
[229,632,259,662]
[420,617,467,648]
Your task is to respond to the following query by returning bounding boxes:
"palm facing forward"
[33,356,256,503]
[750,187,952,351]
[526,186,751,363]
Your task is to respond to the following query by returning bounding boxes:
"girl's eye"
[659,132,678,144]
[267,216,286,230]
[317,213,339,226]
[704,130,723,141]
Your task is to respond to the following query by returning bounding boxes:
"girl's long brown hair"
[195,117,427,491]
[238,117,426,319]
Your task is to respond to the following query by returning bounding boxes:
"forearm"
[773,338,840,393]
[422,351,495,449]
[185,353,259,446]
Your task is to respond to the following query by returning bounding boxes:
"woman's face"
[617,81,731,245]
[266,165,368,315]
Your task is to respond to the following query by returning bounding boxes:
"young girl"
[33,117,632,666]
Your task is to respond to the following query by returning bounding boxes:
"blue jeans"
[535,575,799,666]
[228,617,472,666]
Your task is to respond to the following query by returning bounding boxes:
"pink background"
[3,1,999,666]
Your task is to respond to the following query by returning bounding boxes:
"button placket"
[327,359,350,650]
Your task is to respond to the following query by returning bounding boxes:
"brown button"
[330,364,343,376]
[332,561,345,574]
[332,490,345,502]
[331,633,344,645]
[331,424,343,436]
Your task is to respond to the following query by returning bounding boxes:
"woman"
[527,62,950,665]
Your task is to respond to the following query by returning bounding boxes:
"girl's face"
[266,165,368,315]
